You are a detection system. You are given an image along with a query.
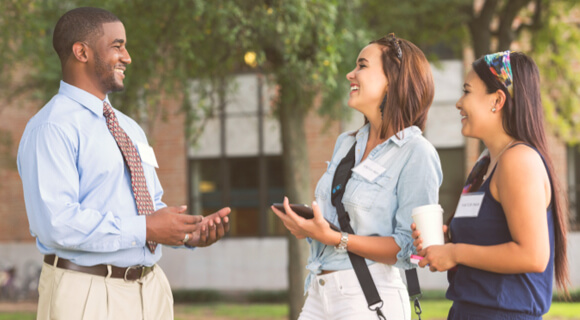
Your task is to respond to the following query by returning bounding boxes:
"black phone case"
[272,203,314,219]
[271,203,340,232]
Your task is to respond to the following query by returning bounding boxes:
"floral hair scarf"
[483,50,513,96]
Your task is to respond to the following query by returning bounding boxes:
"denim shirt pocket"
[343,171,393,211]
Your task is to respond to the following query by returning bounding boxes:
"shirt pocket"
[343,171,394,211]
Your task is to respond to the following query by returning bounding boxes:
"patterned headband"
[385,33,402,59]
[483,50,513,96]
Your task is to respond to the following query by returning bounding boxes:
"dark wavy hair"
[53,7,120,63]
[473,52,570,295]
[368,33,435,139]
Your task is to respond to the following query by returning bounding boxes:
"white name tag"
[136,142,159,168]
[352,159,386,183]
[454,192,485,218]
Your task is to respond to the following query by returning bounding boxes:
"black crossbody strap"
[331,141,423,320]
[406,268,423,319]
[331,142,385,320]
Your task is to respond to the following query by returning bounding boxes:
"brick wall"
[0,97,37,242]
[148,96,188,208]
[304,98,342,198]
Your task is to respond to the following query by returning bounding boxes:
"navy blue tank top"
[447,145,555,317]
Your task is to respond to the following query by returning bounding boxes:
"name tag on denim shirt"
[136,142,159,168]
[454,192,485,218]
[352,159,386,183]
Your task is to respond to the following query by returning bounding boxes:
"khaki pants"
[37,259,174,320]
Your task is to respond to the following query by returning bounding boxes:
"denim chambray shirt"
[304,124,442,292]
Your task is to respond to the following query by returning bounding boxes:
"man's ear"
[71,42,90,63]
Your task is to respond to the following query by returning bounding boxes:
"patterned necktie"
[103,102,157,253]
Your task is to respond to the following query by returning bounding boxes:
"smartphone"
[272,203,314,218]
[271,203,341,232]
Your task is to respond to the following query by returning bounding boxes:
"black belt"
[44,254,154,281]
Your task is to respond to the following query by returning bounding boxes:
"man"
[17,7,230,319]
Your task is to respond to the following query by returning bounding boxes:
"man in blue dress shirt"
[17,7,230,319]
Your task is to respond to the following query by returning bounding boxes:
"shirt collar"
[58,81,112,118]
[356,123,422,147]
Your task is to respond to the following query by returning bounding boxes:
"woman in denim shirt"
[272,34,442,319]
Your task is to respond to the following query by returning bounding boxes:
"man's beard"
[94,53,124,93]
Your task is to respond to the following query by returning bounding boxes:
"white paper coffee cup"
[412,204,444,249]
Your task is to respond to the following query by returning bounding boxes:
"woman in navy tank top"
[412,51,570,319]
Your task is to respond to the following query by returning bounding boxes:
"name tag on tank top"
[454,192,485,218]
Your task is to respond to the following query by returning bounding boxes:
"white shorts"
[299,263,411,320]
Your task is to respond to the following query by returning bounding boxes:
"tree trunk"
[497,0,532,51]
[468,0,498,58]
[277,75,313,320]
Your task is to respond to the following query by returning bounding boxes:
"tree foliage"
[532,2,580,144]
[359,0,470,58]
[0,0,363,129]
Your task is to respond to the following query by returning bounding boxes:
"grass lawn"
[0,313,35,320]
[410,301,580,319]
[173,301,580,320]
[1,301,578,319]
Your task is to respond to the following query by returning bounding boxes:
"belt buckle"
[123,265,145,282]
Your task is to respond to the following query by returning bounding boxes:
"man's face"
[89,22,131,95]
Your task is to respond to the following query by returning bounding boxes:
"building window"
[190,156,286,236]
[188,74,286,237]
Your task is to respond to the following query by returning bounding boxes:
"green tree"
[532,1,580,144]
[215,2,362,317]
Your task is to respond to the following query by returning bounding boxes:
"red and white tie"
[103,101,157,253]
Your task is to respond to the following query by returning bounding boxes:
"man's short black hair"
[53,7,120,63]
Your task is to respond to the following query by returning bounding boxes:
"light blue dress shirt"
[17,81,166,267]
[305,124,443,292]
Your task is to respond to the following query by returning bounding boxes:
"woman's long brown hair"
[470,52,570,295]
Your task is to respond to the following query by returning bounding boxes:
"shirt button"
[319,279,325,286]
[132,241,136,246]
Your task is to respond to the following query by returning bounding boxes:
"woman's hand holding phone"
[271,196,342,246]
[271,203,340,232]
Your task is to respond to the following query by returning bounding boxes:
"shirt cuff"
[120,215,147,249]
[393,233,415,270]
